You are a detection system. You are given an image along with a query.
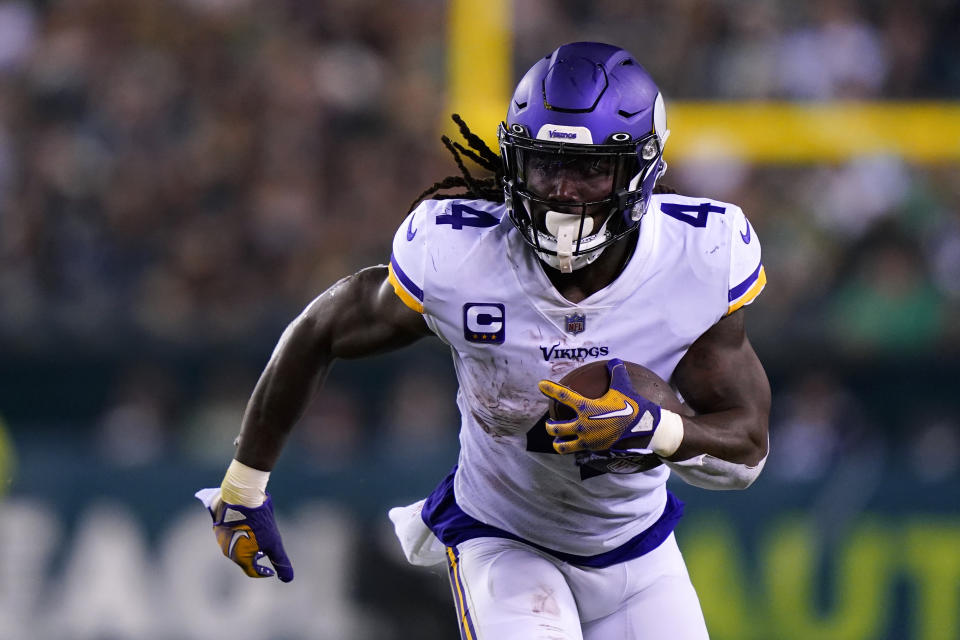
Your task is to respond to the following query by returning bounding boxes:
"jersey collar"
[506,204,659,311]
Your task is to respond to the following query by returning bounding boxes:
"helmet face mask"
[500,42,668,273]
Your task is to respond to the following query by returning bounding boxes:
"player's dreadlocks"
[407,114,504,213]
[408,113,675,213]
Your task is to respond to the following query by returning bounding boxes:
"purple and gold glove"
[538,358,663,455]
[195,487,294,583]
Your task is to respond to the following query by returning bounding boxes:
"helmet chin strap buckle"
[544,211,595,273]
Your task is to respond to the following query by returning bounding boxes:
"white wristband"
[220,459,270,507]
[650,409,684,457]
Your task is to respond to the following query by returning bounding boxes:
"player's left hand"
[195,487,294,582]
[538,358,663,454]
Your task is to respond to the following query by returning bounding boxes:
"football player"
[197,42,770,639]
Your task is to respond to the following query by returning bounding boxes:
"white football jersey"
[388,194,765,557]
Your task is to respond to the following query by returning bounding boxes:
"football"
[547,359,688,420]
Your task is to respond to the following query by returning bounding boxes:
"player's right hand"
[538,358,663,454]
[195,487,294,582]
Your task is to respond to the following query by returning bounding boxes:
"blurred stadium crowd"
[1,0,959,484]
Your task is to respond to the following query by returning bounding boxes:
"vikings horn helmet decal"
[499,42,669,272]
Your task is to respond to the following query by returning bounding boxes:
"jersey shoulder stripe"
[388,198,508,316]
[715,198,765,315]
[728,263,767,314]
[651,192,764,318]
[388,254,424,313]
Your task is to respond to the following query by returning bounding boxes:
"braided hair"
[407,114,505,213]
[408,114,675,213]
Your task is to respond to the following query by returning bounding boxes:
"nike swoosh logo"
[406,215,418,241]
[588,401,634,420]
[740,222,751,244]
[228,529,250,558]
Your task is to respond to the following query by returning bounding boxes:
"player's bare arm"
[668,308,770,466]
[195,265,429,582]
[236,265,431,471]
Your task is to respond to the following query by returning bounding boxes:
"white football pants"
[445,533,709,640]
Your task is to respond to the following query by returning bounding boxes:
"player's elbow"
[666,443,768,491]
[742,409,769,464]
[728,454,765,489]
[711,455,766,490]
[733,424,769,489]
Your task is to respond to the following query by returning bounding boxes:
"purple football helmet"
[499,42,669,272]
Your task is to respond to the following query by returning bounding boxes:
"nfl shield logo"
[565,313,585,335]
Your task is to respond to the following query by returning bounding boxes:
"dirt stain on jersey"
[466,356,546,429]
[472,411,513,438]
[532,586,561,617]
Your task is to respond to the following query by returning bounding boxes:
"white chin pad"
[544,211,594,270]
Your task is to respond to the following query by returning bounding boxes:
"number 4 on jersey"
[660,202,725,227]
[436,204,500,229]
